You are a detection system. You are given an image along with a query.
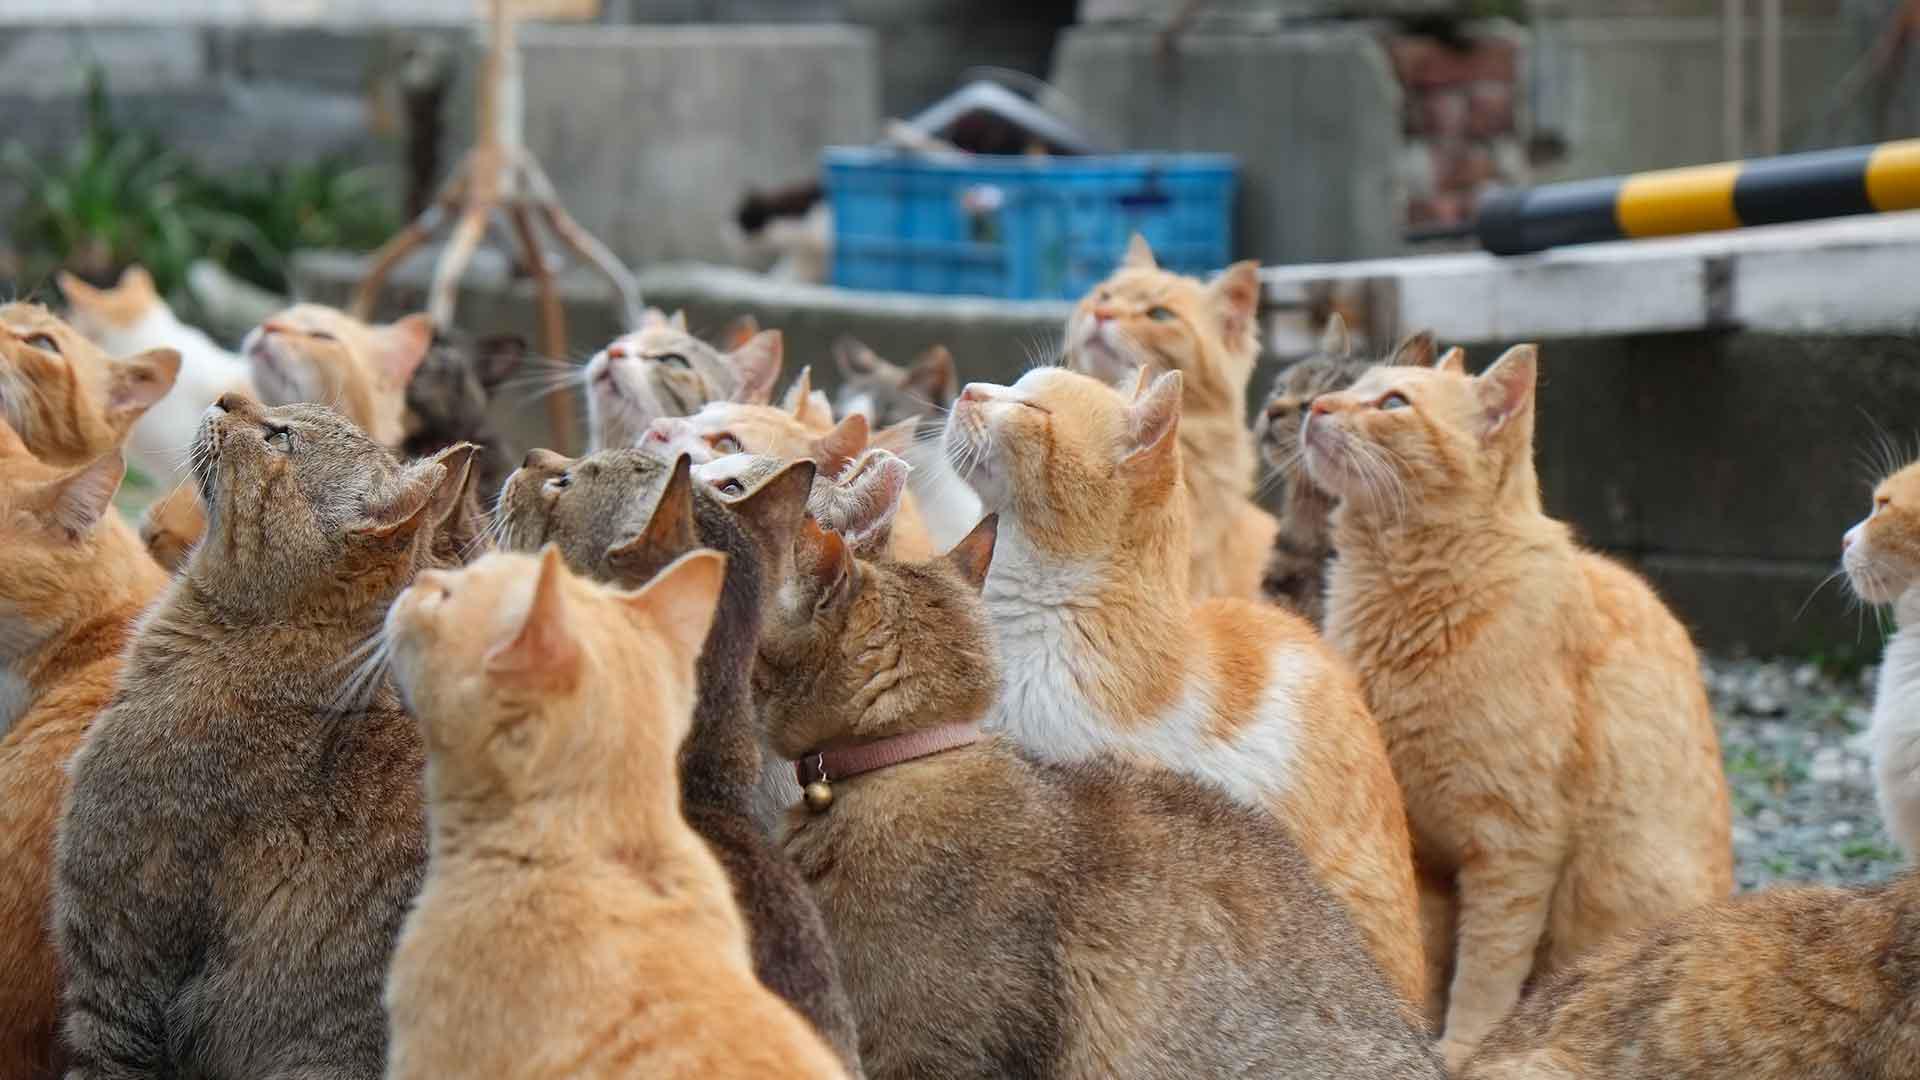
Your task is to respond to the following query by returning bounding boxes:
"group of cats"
[1,237,1915,1079]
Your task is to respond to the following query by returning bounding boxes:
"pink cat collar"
[793,722,980,811]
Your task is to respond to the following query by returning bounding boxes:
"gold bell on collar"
[803,780,834,813]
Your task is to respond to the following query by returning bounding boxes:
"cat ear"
[605,453,699,581]
[1208,261,1261,346]
[355,460,451,545]
[1474,345,1538,440]
[729,459,816,576]
[119,265,156,299]
[31,450,125,539]
[1434,346,1467,375]
[640,306,672,330]
[57,271,101,306]
[727,329,783,405]
[945,513,998,592]
[485,545,581,689]
[720,314,760,352]
[833,336,885,380]
[820,449,910,558]
[794,517,853,601]
[905,345,957,405]
[1389,330,1437,369]
[374,313,436,388]
[1127,364,1154,401]
[1320,313,1353,359]
[670,309,689,333]
[870,416,919,457]
[473,334,528,391]
[809,413,869,478]
[1124,369,1183,462]
[424,442,479,526]
[621,548,728,666]
[782,366,814,417]
[1122,232,1157,270]
[107,348,182,428]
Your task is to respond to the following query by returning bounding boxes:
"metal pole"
[1760,0,1782,155]
[1724,0,1746,160]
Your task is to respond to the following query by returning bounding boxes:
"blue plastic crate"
[824,147,1237,300]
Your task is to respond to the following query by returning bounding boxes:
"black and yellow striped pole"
[1474,139,1920,256]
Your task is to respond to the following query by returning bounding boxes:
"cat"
[382,546,850,1080]
[492,447,865,1073]
[1254,317,1435,626]
[647,397,936,561]
[1842,457,1920,859]
[731,179,831,284]
[136,304,437,571]
[943,364,1429,1014]
[1305,343,1735,1068]
[58,264,255,493]
[1063,234,1279,600]
[695,447,913,559]
[832,337,982,549]
[0,303,181,469]
[0,423,166,1080]
[732,488,1443,1079]
[53,394,468,1080]
[401,329,525,508]
[582,307,784,450]
[1461,870,1920,1079]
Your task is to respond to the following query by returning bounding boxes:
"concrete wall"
[1050,22,1404,264]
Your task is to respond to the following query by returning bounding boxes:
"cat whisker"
[1795,569,1849,621]
[327,631,396,717]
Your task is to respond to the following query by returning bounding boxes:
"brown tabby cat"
[54,395,466,1080]
[0,423,166,1080]
[1254,317,1432,625]
[401,330,525,509]
[1462,870,1920,1079]
[493,447,864,1073]
[0,303,180,467]
[731,489,1442,1079]
[1306,344,1735,1068]
[946,365,1428,1012]
[1064,235,1277,600]
[383,547,848,1080]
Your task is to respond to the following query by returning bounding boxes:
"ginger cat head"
[1302,343,1540,519]
[0,303,180,465]
[644,395,872,478]
[188,393,466,620]
[1064,234,1262,416]
[832,337,956,428]
[240,304,434,447]
[1843,459,1920,606]
[388,545,724,804]
[945,365,1187,567]
[583,308,784,449]
[58,264,164,342]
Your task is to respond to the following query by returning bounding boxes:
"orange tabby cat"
[647,395,936,561]
[383,547,847,1080]
[0,303,179,467]
[1306,344,1734,1068]
[0,423,165,1080]
[241,303,434,447]
[1063,235,1278,600]
[944,364,1427,1013]
[1462,870,1920,1079]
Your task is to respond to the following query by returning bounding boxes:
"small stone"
[1829,821,1856,839]
[1793,664,1820,690]
[1846,730,1875,755]
[1755,808,1785,830]
[1742,692,1786,717]
[1862,664,1880,692]
[1810,747,1846,784]
[1758,722,1788,743]
[1731,824,1758,847]
[1846,706,1873,733]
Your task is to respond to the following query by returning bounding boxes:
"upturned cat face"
[1254,328,1437,474]
[1302,345,1539,514]
[58,264,163,338]
[1843,460,1920,605]
[0,303,179,465]
[188,393,461,619]
[387,545,723,800]
[832,338,956,428]
[583,308,783,449]
[645,400,868,477]
[1063,235,1261,415]
[753,511,999,760]
[240,304,433,447]
[944,366,1185,559]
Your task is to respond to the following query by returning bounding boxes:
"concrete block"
[515,24,878,269]
[1079,0,1454,22]
[1050,23,1403,264]
[0,27,205,96]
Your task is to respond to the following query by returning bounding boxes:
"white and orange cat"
[59,265,254,492]
[944,364,1428,1015]
[383,546,847,1080]
[1063,235,1278,600]
[1844,458,1920,859]
[583,308,785,450]
[1306,344,1734,1068]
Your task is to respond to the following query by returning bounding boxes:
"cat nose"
[606,345,627,360]
[959,384,991,405]
[1310,397,1336,417]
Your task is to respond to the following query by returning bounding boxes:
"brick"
[1390,34,1477,89]
[1467,80,1514,138]
[1416,88,1470,138]
[1463,36,1518,84]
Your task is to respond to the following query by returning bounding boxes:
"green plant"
[191,159,397,295]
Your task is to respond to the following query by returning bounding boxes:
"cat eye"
[716,479,745,496]
[1377,392,1411,411]
[307,330,338,343]
[1147,306,1176,322]
[22,332,59,354]
[711,434,742,455]
[656,353,690,369]
[264,426,294,451]
[1876,494,1892,511]
[545,474,571,492]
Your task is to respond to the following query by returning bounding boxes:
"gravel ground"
[1707,656,1907,891]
